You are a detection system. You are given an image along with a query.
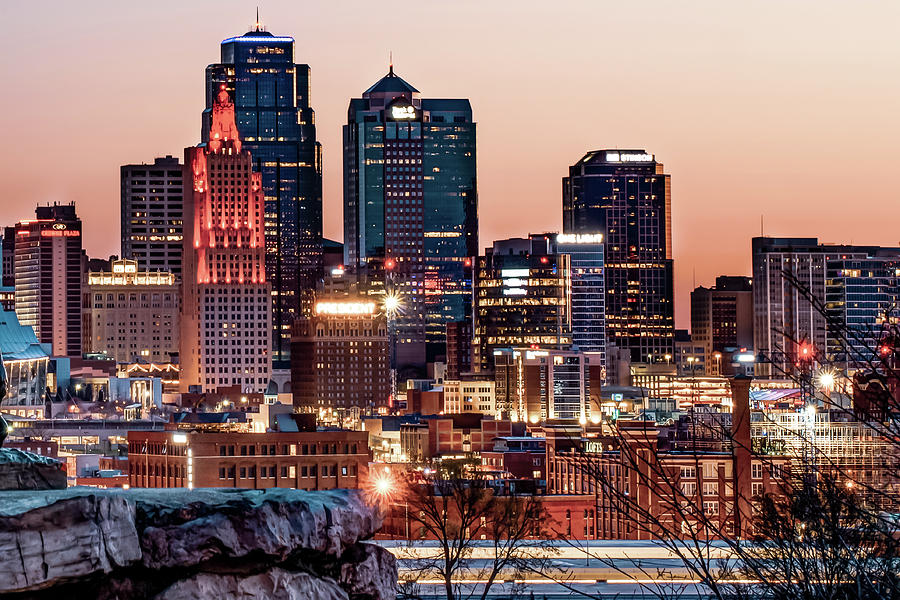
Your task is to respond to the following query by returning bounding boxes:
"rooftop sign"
[315,302,376,316]
[557,233,603,244]
[390,105,417,120]
[605,152,653,163]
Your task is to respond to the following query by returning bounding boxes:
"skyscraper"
[554,232,606,373]
[180,85,272,393]
[750,237,900,377]
[343,66,477,376]
[691,276,753,375]
[472,236,572,374]
[120,156,184,279]
[826,254,900,368]
[204,26,323,363]
[563,149,673,363]
[1,226,14,287]
[752,237,900,375]
[290,298,390,416]
[14,203,83,357]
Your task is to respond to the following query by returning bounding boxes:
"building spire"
[389,51,394,76]
[255,6,262,31]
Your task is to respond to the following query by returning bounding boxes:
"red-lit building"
[180,85,271,393]
[127,429,369,490]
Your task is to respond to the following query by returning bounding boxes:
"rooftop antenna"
[760,214,764,237]
[254,6,262,32]
[389,51,394,75]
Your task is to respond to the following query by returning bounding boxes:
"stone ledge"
[0,488,395,600]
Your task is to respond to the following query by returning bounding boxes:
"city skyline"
[2,1,899,327]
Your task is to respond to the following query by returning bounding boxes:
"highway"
[377,540,752,598]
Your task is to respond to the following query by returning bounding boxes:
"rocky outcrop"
[0,448,66,491]
[0,488,396,600]
[155,568,349,600]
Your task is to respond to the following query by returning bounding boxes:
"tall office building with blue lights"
[204,27,323,364]
[343,66,477,376]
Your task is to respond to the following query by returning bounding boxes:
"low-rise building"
[494,347,604,423]
[443,378,496,415]
[481,436,546,487]
[0,309,50,417]
[127,428,369,490]
[399,413,522,461]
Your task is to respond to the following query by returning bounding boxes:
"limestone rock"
[154,568,349,600]
[339,543,398,600]
[137,488,382,569]
[0,448,66,490]
[0,491,141,592]
[0,488,393,599]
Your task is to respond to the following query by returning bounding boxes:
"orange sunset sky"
[1,1,898,328]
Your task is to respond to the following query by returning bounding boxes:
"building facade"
[343,66,477,375]
[127,429,368,490]
[442,377,496,415]
[83,259,179,364]
[14,203,83,357]
[180,85,272,393]
[824,254,900,368]
[120,156,185,279]
[555,233,606,374]
[691,276,753,375]
[204,27,323,363]
[494,347,603,423]
[1,226,14,287]
[290,298,390,415]
[562,150,673,363]
[445,319,473,380]
[472,236,572,374]
[749,238,896,377]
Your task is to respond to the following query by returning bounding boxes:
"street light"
[383,293,402,315]
[383,292,403,403]
[817,370,836,394]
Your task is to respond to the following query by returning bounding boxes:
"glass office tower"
[204,27,323,364]
[554,233,606,371]
[563,150,673,364]
[343,67,477,376]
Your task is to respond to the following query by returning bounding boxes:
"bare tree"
[388,457,554,600]
[535,267,900,600]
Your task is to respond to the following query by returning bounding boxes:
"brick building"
[399,413,522,461]
[291,299,390,415]
[127,429,369,490]
[481,436,546,485]
[543,377,790,540]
